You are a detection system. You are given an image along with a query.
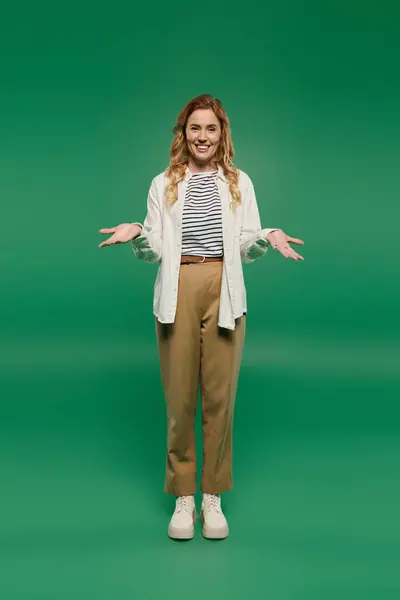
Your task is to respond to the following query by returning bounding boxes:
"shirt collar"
[184,163,227,183]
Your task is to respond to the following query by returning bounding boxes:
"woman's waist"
[180,254,223,264]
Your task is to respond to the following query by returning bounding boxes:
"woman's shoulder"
[236,168,252,189]
[151,169,169,185]
[236,167,249,179]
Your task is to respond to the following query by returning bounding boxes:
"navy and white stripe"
[181,171,223,257]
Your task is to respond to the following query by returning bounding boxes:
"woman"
[99,94,304,540]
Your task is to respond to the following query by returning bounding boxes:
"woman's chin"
[190,151,216,166]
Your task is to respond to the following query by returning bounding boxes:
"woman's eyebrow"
[189,123,217,127]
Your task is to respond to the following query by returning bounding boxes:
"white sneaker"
[200,493,229,539]
[168,495,197,539]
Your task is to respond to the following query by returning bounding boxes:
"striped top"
[181,170,223,257]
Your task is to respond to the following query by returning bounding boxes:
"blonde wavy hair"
[164,94,241,212]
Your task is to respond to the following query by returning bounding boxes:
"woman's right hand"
[98,223,142,248]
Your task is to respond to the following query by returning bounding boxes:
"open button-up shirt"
[131,165,279,330]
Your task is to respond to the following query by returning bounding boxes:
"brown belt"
[180,255,224,264]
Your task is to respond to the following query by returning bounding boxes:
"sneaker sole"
[168,509,197,540]
[200,510,229,539]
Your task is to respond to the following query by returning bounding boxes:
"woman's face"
[185,108,221,166]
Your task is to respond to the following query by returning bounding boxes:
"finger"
[99,236,117,248]
[287,248,304,261]
[276,245,290,258]
[286,237,304,245]
[279,245,296,259]
[275,242,304,260]
[99,227,117,234]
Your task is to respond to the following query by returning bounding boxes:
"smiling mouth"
[195,145,211,152]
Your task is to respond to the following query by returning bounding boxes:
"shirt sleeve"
[130,177,163,264]
[240,178,280,263]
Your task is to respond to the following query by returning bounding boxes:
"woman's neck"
[187,158,218,174]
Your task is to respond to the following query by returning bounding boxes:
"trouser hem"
[164,488,197,496]
[201,482,233,494]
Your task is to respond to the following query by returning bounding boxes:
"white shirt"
[181,170,223,257]
[131,165,280,330]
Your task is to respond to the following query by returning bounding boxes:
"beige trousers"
[155,260,246,496]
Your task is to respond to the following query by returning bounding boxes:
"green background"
[1,1,399,598]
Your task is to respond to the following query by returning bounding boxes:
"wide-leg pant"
[155,260,246,496]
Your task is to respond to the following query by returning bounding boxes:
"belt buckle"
[182,255,206,264]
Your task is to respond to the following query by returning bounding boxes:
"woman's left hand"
[267,229,305,261]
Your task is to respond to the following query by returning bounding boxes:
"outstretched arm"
[240,179,280,263]
[239,179,304,262]
[130,178,163,264]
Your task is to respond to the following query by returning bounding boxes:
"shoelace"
[176,495,192,513]
[205,494,222,513]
